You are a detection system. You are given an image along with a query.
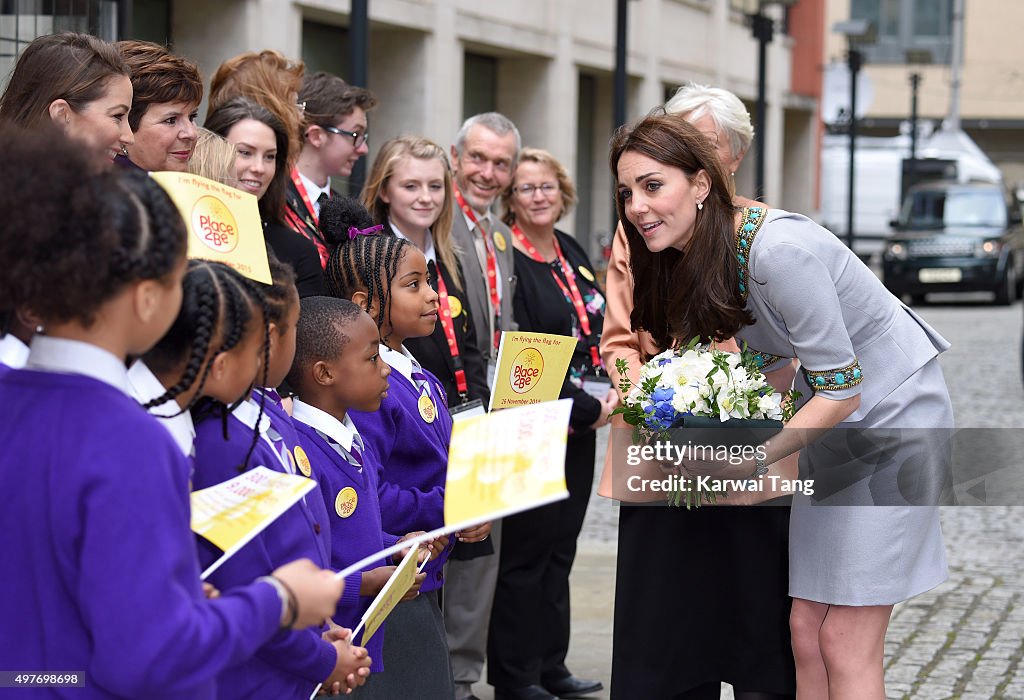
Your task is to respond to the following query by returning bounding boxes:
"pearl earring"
[697,201,703,211]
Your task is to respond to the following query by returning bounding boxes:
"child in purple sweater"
[0,143,341,699]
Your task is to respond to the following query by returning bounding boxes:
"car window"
[902,189,1006,229]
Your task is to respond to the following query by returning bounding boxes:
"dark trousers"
[488,432,596,689]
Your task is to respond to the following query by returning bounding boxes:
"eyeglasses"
[322,125,369,148]
[514,182,559,198]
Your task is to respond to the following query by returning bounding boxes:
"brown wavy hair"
[609,112,752,350]
[208,50,304,167]
[116,40,203,131]
[0,32,128,131]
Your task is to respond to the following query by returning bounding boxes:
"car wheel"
[995,263,1016,305]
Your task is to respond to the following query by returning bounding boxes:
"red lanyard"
[434,268,469,399]
[511,225,604,371]
[284,168,330,268]
[454,186,501,351]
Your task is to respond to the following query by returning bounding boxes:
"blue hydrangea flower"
[643,386,677,431]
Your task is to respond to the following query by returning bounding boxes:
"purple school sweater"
[0,369,282,699]
[293,414,400,672]
[349,364,454,593]
[192,399,338,699]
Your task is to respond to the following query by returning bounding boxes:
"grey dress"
[734,207,951,605]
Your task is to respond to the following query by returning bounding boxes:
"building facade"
[3,0,826,256]
[824,0,1024,189]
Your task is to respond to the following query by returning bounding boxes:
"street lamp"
[833,18,876,251]
[733,0,798,201]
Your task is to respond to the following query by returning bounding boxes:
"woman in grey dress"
[610,113,952,699]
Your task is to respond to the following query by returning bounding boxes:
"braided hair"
[0,127,186,326]
[263,254,298,328]
[142,260,256,412]
[180,266,272,472]
[320,196,412,335]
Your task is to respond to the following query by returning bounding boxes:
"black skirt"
[611,505,796,699]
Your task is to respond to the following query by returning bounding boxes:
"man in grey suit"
[445,112,519,700]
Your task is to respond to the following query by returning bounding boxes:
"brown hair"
[205,97,290,227]
[0,32,128,131]
[116,40,203,132]
[299,72,377,133]
[208,50,304,166]
[500,147,577,227]
[609,112,751,349]
[360,136,461,290]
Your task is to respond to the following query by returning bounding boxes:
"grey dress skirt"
[733,207,951,606]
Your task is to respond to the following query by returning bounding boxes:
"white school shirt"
[0,334,29,370]
[389,220,438,265]
[126,361,196,459]
[298,171,333,220]
[27,336,129,394]
[292,399,365,469]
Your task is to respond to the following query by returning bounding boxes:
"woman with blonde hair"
[360,135,489,407]
[188,128,238,185]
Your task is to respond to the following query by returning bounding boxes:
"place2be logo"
[510,347,544,394]
[191,195,239,253]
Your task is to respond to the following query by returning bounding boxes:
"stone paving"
[473,298,1024,700]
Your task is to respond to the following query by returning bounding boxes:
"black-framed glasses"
[322,125,368,148]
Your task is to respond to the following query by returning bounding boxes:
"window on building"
[302,18,348,78]
[851,0,952,64]
[463,52,497,119]
[132,0,171,45]
[2,0,121,91]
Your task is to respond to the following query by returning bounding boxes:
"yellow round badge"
[418,394,437,423]
[335,487,358,518]
[577,265,595,283]
[293,446,312,477]
[447,295,463,318]
[493,231,507,253]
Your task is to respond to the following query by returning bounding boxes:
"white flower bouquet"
[614,338,800,508]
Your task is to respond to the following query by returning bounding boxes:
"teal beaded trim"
[803,360,864,391]
[750,350,788,370]
[735,206,766,300]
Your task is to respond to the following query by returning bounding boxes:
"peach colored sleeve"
[600,223,660,395]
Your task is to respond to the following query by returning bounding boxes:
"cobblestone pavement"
[555,297,1024,700]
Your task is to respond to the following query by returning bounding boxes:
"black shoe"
[494,685,558,700]
[542,675,604,698]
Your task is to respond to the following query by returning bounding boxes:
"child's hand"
[401,572,426,602]
[393,531,425,563]
[426,534,450,559]
[456,522,490,543]
[321,631,371,695]
[359,566,396,596]
[271,559,344,628]
[202,582,220,599]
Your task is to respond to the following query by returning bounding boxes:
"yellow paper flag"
[150,171,271,284]
[191,466,317,579]
[445,399,572,529]
[488,332,578,411]
[358,545,421,646]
